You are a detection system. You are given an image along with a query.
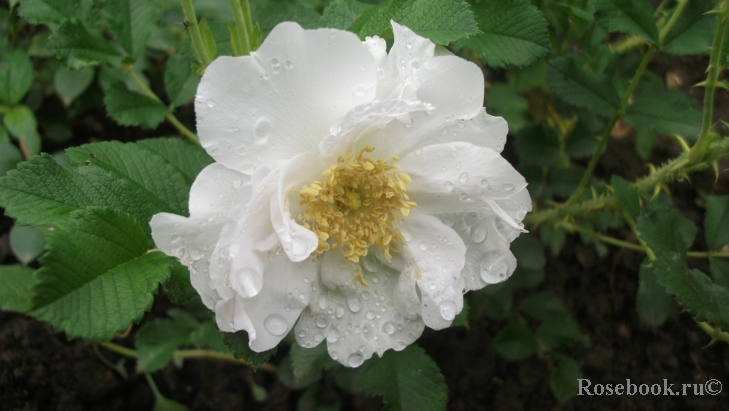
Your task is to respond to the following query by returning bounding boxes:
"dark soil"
[2,43,729,411]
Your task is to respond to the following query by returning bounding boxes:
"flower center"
[297,146,416,265]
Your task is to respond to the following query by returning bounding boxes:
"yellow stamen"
[297,146,416,262]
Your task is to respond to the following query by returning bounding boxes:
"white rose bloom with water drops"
[150,21,531,367]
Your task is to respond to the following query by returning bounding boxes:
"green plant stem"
[122,64,200,145]
[654,0,671,17]
[689,1,729,164]
[559,222,729,259]
[527,138,729,227]
[695,321,729,344]
[229,0,251,55]
[565,46,656,206]
[181,0,213,68]
[658,0,689,45]
[99,341,279,374]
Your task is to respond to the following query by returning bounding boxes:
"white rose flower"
[150,21,531,367]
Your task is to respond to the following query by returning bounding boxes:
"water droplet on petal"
[480,250,509,283]
[459,172,469,183]
[470,222,489,243]
[361,291,371,301]
[317,296,328,310]
[439,301,457,321]
[347,295,362,312]
[419,242,428,251]
[353,85,367,96]
[270,58,281,73]
[315,316,329,328]
[284,60,294,69]
[503,183,515,192]
[382,322,396,335]
[365,310,375,320]
[263,314,287,336]
[336,304,345,318]
[444,181,454,192]
[394,340,406,350]
[206,99,216,108]
[348,353,364,367]
[459,193,473,203]
[254,118,272,143]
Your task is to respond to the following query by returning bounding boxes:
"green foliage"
[17,0,95,25]
[48,21,123,68]
[103,0,156,59]
[547,55,620,117]
[358,345,447,411]
[289,343,340,384]
[165,53,199,108]
[135,138,213,186]
[592,0,658,44]
[4,105,40,155]
[705,195,729,250]
[637,202,729,329]
[451,299,469,328]
[137,317,198,372]
[103,82,170,129]
[661,0,716,55]
[457,0,550,67]
[0,49,34,105]
[636,259,673,326]
[491,321,538,360]
[549,354,583,403]
[54,66,95,106]
[320,0,374,30]
[224,331,278,370]
[31,208,174,340]
[347,0,478,45]
[625,85,702,141]
[0,264,38,312]
[510,234,546,270]
[9,225,46,265]
[610,175,639,219]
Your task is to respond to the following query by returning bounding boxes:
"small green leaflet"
[610,175,640,219]
[17,0,95,25]
[636,258,673,326]
[547,55,620,117]
[358,345,448,411]
[491,321,538,360]
[165,52,199,108]
[457,0,550,68]
[549,354,583,403]
[320,0,375,30]
[592,0,659,44]
[289,343,340,384]
[3,105,41,155]
[54,66,95,106]
[136,138,213,185]
[224,331,278,370]
[625,88,702,141]
[0,49,34,105]
[103,0,156,59]
[705,195,729,250]
[661,0,716,55]
[47,21,123,69]
[0,264,38,313]
[31,207,174,340]
[349,0,478,45]
[103,82,170,129]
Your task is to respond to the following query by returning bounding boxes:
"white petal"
[400,211,466,330]
[150,212,224,309]
[320,249,361,291]
[361,55,485,156]
[398,142,527,215]
[295,260,425,367]
[227,248,316,352]
[271,152,324,262]
[196,22,377,173]
[189,163,250,216]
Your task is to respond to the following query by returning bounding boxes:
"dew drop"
[406,42,412,49]
[330,351,339,360]
[317,296,328,310]
[503,183,515,192]
[315,316,329,328]
[479,250,509,283]
[270,58,281,73]
[444,181,455,192]
[394,340,406,350]
[327,330,339,343]
[189,247,203,260]
[439,301,457,321]
[470,222,489,243]
[284,60,294,69]
[347,295,362,313]
[348,353,364,367]
[336,304,345,318]
[459,193,474,203]
[206,99,216,108]
[419,242,429,251]
[353,85,367,97]
[382,322,396,335]
[456,172,467,183]
[361,291,371,301]
[263,314,287,336]
[365,310,376,320]
[254,118,272,143]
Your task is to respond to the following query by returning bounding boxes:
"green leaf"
[136,318,196,372]
[514,124,563,167]
[625,89,702,140]
[224,331,277,370]
[0,154,155,228]
[153,395,190,411]
[136,138,212,185]
[198,19,217,61]
[290,343,339,384]
[505,266,545,289]
[510,234,546,269]
[31,208,174,340]
[549,355,583,403]
[54,65,95,106]
[3,105,40,155]
[637,201,729,328]
[457,0,549,67]
[492,321,537,360]
[0,141,23,177]
[350,0,478,45]
[298,383,342,411]
[104,0,156,58]
[636,258,673,326]
[486,84,529,132]
[165,53,199,107]
[661,0,716,55]
[705,195,729,250]
[359,345,447,411]
[190,321,228,352]
[320,0,374,30]
[103,82,170,128]
[710,259,729,289]
[9,224,45,265]
[592,0,659,44]
[47,21,123,69]
[536,314,590,350]
[0,264,38,312]
[468,282,513,320]
[17,0,94,24]
[519,291,568,321]
[0,49,33,104]
[66,140,191,216]
[611,175,640,219]
[547,55,620,117]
